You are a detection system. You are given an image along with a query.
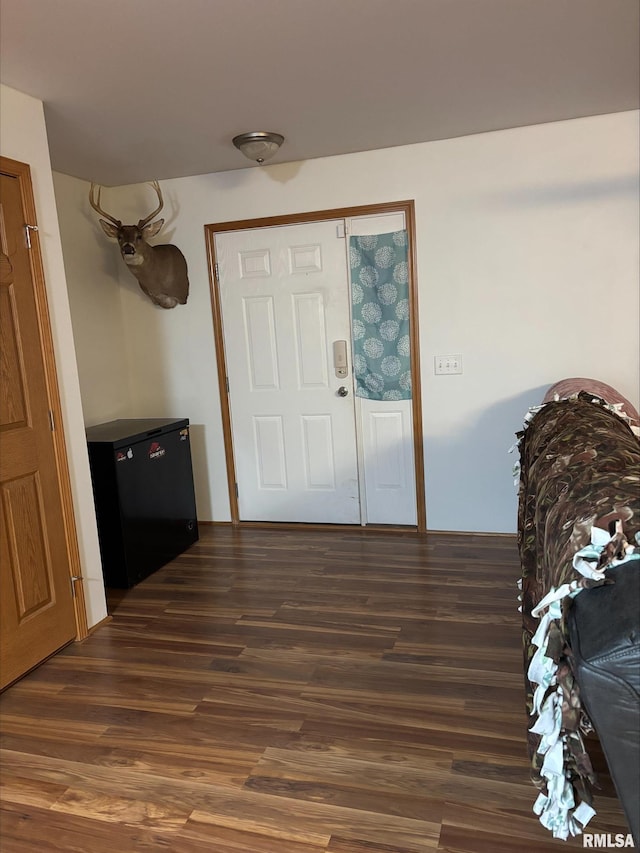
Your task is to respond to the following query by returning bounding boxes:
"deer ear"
[99,219,119,238]
[143,219,164,240]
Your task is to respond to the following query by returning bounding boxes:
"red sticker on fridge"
[148,442,166,460]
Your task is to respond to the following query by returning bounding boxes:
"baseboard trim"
[82,614,112,639]
[195,520,516,538]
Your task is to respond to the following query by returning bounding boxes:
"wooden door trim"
[204,226,240,522]
[204,201,427,533]
[404,201,427,533]
[0,156,88,640]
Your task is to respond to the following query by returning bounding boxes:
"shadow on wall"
[117,278,214,521]
[425,386,548,534]
[117,266,175,418]
[489,175,639,208]
[187,424,211,521]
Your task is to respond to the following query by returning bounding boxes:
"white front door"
[216,220,360,523]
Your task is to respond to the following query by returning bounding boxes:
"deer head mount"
[90,181,189,309]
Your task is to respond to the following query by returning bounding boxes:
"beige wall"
[56,110,640,534]
[0,85,107,628]
[53,173,132,426]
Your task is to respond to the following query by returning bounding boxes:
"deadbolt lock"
[333,340,349,379]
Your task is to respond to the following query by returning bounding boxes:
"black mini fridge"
[86,418,199,589]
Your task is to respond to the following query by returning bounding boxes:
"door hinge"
[234,482,239,498]
[48,409,55,431]
[24,224,39,249]
[70,575,82,597]
[225,376,229,393]
[214,262,219,281]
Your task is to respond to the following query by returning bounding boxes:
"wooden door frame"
[1,156,88,640]
[204,200,427,533]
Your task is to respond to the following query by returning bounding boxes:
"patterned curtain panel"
[349,230,411,400]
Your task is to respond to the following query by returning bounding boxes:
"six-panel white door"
[216,221,361,523]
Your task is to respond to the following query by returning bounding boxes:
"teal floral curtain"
[349,231,411,400]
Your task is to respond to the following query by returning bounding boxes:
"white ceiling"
[1,0,638,187]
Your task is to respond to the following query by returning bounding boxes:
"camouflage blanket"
[516,392,640,838]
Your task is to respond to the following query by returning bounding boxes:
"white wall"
[0,85,108,627]
[56,110,640,534]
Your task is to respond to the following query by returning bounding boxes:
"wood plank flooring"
[0,527,631,851]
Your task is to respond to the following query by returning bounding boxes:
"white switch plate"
[434,354,463,375]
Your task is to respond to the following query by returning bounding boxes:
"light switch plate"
[434,354,462,375]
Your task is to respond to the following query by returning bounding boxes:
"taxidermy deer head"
[90,181,189,309]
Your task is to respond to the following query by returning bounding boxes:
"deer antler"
[89,183,121,227]
[137,181,164,228]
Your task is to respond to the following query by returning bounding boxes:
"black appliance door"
[115,425,198,584]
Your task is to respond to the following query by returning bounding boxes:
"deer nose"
[122,244,135,255]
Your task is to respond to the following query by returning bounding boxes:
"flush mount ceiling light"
[232,131,284,165]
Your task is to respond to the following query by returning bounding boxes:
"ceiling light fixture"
[232,131,284,165]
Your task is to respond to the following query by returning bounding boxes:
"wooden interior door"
[0,159,79,690]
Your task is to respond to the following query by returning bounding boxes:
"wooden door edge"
[204,225,240,522]
[204,200,427,532]
[1,156,89,640]
[0,637,76,693]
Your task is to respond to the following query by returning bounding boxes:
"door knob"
[337,386,349,397]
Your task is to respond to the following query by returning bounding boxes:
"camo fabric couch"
[516,380,640,843]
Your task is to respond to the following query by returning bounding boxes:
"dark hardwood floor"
[0,527,631,852]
